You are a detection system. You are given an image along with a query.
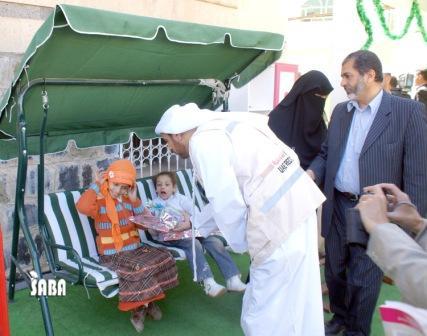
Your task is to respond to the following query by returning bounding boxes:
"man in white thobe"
[155,103,326,336]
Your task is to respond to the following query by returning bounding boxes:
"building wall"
[283,0,427,113]
[0,0,286,275]
[0,143,122,273]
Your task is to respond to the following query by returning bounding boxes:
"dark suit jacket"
[309,92,427,238]
[415,84,427,113]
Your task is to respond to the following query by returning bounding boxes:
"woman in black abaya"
[268,70,333,170]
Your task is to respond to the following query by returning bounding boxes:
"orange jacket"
[76,186,144,255]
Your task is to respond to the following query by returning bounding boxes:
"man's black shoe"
[325,319,346,335]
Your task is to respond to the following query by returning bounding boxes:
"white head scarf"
[155,103,217,135]
[155,103,269,135]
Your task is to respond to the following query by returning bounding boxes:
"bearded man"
[156,104,326,335]
[307,50,427,336]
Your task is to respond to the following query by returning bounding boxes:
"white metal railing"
[120,135,190,178]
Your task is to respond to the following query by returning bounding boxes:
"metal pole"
[23,78,208,88]
[0,225,11,336]
[9,83,54,335]
[8,207,19,301]
[222,78,231,112]
[222,99,229,112]
[38,90,55,271]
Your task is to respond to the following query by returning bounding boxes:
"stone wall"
[0,142,121,277]
[0,1,53,278]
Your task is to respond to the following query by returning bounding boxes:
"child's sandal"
[130,308,146,333]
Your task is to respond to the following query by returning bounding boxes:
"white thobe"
[242,214,323,336]
[189,115,325,336]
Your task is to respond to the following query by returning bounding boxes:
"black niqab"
[268,70,333,170]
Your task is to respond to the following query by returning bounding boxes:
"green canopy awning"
[0,4,284,160]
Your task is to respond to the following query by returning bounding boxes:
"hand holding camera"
[355,185,389,234]
[357,183,425,235]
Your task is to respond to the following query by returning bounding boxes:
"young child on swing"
[76,159,178,333]
[149,171,246,297]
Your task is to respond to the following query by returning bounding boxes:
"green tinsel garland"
[356,0,427,49]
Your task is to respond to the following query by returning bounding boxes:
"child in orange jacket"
[76,159,178,333]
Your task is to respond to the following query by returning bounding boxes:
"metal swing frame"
[7,77,230,336]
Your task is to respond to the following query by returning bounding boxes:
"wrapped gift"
[129,214,170,232]
[145,201,165,217]
[131,204,198,241]
[157,207,194,241]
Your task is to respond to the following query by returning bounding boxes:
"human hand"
[93,170,106,198]
[365,183,425,234]
[172,213,191,232]
[128,185,138,203]
[306,169,315,181]
[95,169,107,186]
[356,185,389,234]
[142,207,153,216]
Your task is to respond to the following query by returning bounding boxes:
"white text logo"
[29,271,66,296]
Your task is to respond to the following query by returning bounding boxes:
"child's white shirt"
[152,193,218,236]
[152,193,193,216]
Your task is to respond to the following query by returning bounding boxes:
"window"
[298,0,333,21]
[120,135,189,178]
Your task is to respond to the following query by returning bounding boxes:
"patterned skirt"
[99,245,179,311]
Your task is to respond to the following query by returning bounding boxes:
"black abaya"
[268,70,333,170]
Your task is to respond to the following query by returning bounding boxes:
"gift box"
[145,201,165,218]
[131,203,200,241]
[129,214,170,232]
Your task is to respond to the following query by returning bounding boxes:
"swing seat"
[43,168,208,297]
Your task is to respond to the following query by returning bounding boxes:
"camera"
[345,188,394,245]
[345,207,369,246]
[398,73,414,91]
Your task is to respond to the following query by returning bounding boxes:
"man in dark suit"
[307,50,427,336]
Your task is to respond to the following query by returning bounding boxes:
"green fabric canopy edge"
[0,4,284,119]
[59,4,285,49]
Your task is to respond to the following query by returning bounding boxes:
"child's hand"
[93,170,106,199]
[172,213,191,232]
[172,222,190,232]
[95,170,107,186]
[128,186,138,203]
[143,207,153,216]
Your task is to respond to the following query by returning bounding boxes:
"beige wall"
[6,0,286,32]
[0,0,286,94]
[0,16,45,52]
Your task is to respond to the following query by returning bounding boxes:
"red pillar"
[0,225,10,336]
